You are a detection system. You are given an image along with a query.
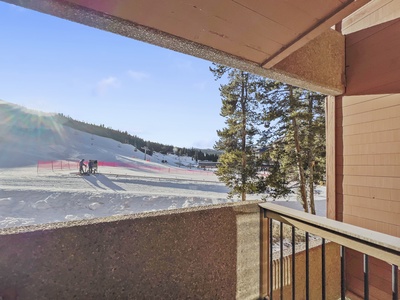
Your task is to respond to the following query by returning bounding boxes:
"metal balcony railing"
[259,202,400,300]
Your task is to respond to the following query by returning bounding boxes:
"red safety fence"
[37,160,214,176]
[97,161,213,175]
[37,160,79,173]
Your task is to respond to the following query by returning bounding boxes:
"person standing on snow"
[88,160,93,174]
[79,159,86,174]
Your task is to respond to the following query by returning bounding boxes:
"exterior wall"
[335,93,400,236]
[326,2,400,298]
[0,202,261,300]
[339,0,400,231]
[342,0,400,34]
[333,94,400,299]
[345,18,400,95]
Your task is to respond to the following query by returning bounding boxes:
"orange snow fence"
[97,161,213,175]
[37,160,214,176]
[37,160,79,173]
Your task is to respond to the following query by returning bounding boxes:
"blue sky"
[0,2,226,149]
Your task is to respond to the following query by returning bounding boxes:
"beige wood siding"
[343,0,400,34]
[335,94,400,299]
[345,18,400,95]
[336,94,400,237]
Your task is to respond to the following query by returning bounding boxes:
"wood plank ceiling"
[2,0,371,95]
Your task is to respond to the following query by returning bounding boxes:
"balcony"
[260,203,400,300]
[0,202,399,299]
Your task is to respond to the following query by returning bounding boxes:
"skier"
[79,159,86,174]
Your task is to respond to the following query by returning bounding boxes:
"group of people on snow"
[79,159,95,175]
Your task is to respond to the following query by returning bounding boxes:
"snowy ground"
[0,164,234,228]
[0,157,326,229]
[0,102,326,229]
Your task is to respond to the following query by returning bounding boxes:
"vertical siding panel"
[339,94,400,232]
[337,93,400,299]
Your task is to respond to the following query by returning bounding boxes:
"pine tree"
[303,91,326,214]
[260,82,325,214]
[210,64,264,200]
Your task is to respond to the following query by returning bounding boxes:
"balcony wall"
[0,202,261,300]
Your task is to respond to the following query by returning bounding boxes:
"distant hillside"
[56,114,219,162]
[0,100,220,162]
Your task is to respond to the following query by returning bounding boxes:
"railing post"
[393,264,398,300]
[305,232,309,300]
[280,222,283,300]
[322,238,326,300]
[270,218,274,300]
[292,227,296,300]
[364,254,369,300]
[341,246,346,300]
[260,208,270,299]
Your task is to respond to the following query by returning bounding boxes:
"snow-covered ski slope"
[0,101,236,228]
[0,100,326,229]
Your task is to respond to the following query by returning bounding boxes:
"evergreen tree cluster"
[259,83,326,214]
[210,64,266,200]
[211,64,326,214]
[176,147,219,162]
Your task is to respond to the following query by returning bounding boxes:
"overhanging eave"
[2,0,345,95]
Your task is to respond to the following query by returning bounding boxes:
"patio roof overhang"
[2,0,371,95]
